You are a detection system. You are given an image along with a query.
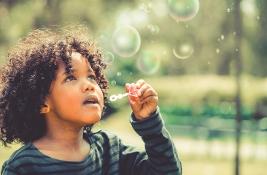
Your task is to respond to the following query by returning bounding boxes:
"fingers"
[125,83,129,92]
[140,95,158,104]
[136,79,157,98]
[135,79,145,89]
[125,79,158,101]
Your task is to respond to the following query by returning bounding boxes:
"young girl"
[0,26,182,175]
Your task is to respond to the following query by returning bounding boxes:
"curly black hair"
[0,26,109,146]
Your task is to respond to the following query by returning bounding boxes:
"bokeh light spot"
[116,72,122,76]
[110,80,117,86]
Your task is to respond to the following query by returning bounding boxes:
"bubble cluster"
[112,25,141,58]
[167,0,199,22]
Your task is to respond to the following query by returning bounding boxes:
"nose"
[81,79,95,93]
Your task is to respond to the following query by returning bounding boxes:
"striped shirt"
[1,109,182,175]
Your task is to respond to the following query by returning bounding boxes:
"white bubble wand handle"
[109,92,137,102]
[109,83,139,102]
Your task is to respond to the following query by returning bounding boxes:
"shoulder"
[2,143,40,170]
[86,130,121,146]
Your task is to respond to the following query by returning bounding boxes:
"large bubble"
[172,43,194,59]
[112,25,141,58]
[137,51,160,75]
[167,0,199,22]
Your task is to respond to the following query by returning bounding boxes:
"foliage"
[0,0,266,76]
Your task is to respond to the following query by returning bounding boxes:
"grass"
[181,158,266,175]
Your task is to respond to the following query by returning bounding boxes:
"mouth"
[83,95,99,105]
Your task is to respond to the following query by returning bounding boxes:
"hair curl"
[0,26,109,146]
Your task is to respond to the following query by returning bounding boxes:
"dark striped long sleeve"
[1,108,182,175]
[119,107,182,175]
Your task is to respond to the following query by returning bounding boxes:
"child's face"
[45,52,104,127]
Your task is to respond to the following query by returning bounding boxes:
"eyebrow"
[62,69,95,76]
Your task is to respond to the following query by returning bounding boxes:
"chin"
[85,114,102,124]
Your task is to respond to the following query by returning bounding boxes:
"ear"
[40,104,50,114]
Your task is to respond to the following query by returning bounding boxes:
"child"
[0,26,182,175]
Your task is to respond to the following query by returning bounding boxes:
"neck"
[37,116,88,151]
[45,125,85,150]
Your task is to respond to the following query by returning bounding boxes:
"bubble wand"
[109,84,138,102]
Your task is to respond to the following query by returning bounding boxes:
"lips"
[83,95,99,105]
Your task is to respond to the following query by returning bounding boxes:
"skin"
[34,52,158,162]
[126,81,158,121]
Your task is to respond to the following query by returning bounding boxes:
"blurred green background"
[0,0,267,175]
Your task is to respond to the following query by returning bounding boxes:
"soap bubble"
[172,43,194,59]
[167,0,199,22]
[137,51,160,75]
[102,51,114,64]
[112,25,141,58]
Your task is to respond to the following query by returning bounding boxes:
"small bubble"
[137,50,161,75]
[216,48,220,54]
[103,51,115,64]
[256,16,260,20]
[227,8,231,13]
[172,43,194,59]
[116,72,122,76]
[167,0,200,22]
[220,35,225,40]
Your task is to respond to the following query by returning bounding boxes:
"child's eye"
[64,75,76,82]
[88,75,97,82]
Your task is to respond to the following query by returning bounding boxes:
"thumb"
[125,83,130,93]
[125,83,138,104]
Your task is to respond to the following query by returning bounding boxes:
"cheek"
[53,89,81,107]
[97,88,105,106]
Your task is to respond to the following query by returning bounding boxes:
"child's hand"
[125,79,158,121]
